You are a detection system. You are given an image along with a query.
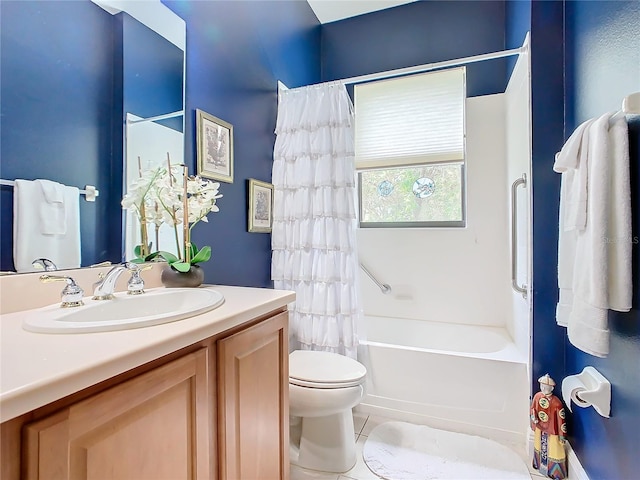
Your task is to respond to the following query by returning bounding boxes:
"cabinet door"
[23,348,210,480]
[218,312,289,480]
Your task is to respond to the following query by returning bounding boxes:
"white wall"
[357,94,512,328]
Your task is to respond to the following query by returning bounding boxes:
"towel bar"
[0,179,99,202]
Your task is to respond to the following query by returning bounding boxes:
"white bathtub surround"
[363,421,531,480]
[358,315,529,444]
[272,81,361,358]
[505,47,533,357]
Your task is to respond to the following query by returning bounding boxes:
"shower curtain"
[271,82,360,358]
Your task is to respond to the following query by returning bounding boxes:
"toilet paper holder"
[561,366,611,418]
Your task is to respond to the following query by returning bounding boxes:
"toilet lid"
[289,350,367,389]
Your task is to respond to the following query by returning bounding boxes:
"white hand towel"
[553,118,591,172]
[13,179,81,272]
[35,179,67,235]
[553,118,592,231]
[555,118,592,327]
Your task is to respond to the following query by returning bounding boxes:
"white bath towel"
[605,114,632,311]
[36,179,67,235]
[556,112,633,357]
[13,179,81,272]
[571,113,612,311]
[555,180,577,327]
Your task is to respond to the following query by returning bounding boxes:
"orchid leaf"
[191,245,211,264]
[157,251,179,264]
[171,261,192,273]
[144,251,162,261]
[133,244,144,258]
[189,242,198,259]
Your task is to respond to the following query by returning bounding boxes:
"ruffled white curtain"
[272,82,360,358]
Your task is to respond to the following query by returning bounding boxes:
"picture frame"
[248,179,274,233]
[196,109,234,183]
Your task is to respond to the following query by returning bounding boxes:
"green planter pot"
[160,264,205,288]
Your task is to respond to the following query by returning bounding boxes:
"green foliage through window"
[358,163,464,227]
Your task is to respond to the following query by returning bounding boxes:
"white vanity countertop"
[0,285,295,423]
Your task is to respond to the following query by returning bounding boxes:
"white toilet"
[288,350,367,473]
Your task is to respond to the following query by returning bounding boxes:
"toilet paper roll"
[561,376,591,412]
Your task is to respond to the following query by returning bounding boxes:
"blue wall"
[563,2,640,478]
[505,0,531,76]
[121,12,184,132]
[321,0,508,98]
[163,0,321,287]
[529,0,567,396]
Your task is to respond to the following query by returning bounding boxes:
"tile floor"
[290,413,548,480]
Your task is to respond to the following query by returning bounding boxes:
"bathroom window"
[358,163,464,226]
[355,67,466,228]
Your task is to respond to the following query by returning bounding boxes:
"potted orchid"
[122,162,222,287]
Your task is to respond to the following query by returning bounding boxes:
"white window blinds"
[355,67,465,169]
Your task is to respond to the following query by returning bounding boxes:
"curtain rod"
[287,44,527,91]
[342,45,525,86]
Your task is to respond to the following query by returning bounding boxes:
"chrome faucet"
[32,258,58,271]
[93,262,143,300]
[40,274,84,308]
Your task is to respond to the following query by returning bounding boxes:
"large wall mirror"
[0,0,185,273]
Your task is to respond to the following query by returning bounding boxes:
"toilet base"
[290,411,357,473]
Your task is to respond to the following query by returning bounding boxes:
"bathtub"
[356,315,530,443]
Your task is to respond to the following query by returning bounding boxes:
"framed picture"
[248,179,274,233]
[196,109,234,183]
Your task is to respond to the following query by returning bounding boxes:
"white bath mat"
[363,421,531,480]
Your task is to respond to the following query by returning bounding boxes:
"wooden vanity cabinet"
[1,308,289,480]
[218,310,289,480]
[23,349,211,480]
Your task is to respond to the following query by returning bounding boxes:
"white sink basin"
[22,287,225,334]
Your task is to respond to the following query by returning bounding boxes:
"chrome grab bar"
[360,263,392,295]
[511,174,527,298]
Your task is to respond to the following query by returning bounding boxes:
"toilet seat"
[289,350,367,389]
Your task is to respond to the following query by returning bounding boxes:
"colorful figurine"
[530,374,567,479]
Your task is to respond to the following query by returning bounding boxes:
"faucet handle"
[127,264,152,295]
[40,274,84,308]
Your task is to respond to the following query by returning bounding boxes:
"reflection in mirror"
[124,113,184,261]
[0,0,185,273]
